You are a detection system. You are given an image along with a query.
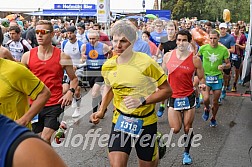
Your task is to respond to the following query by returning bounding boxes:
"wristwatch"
[139,97,146,106]
[68,88,75,95]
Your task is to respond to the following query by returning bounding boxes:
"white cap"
[219,23,227,29]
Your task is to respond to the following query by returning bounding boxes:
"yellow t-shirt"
[102,52,167,126]
[0,59,44,128]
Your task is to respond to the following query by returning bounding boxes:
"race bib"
[174,97,190,110]
[206,76,219,84]
[89,60,99,67]
[31,114,39,124]
[114,114,143,137]
[157,58,163,64]
[231,54,238,61]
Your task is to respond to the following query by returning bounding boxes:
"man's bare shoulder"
[20,51,31,65]
[22,50,31,58]
[163,51,172,62]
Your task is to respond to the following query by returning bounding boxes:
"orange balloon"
[191,28,210,46]
[223,9,231,23]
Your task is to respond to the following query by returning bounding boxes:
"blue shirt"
[219,33,235,49]
[150,30,167,46]
[0,115,29,167]
[133,38,151,57]
[85,42,107,70]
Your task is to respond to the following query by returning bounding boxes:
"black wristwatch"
[68,88,75,95]
[139,97,146,106]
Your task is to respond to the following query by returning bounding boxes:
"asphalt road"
[54,82,252,167]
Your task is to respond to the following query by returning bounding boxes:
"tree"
[162,0,250,22]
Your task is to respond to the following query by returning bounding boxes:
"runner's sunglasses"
[35,29,51,35]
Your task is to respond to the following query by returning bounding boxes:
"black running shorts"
[108,122,158,161]
[167,92,196,111]
[32,104,64,133]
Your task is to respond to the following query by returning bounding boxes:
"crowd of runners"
[0,15,249,166]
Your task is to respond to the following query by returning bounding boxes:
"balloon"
[223,9,231,23]
[191,28,210,46]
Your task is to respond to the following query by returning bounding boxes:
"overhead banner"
[54,4,96,10]
[97,0,110,23]
[146,10,171,19]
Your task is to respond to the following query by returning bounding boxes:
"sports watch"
[68,88,75,95]
[139,97,146,106]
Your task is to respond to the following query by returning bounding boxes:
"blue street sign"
[54,4,96,10]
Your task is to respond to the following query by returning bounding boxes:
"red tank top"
[167,50,195,98]
[29,47,63,106]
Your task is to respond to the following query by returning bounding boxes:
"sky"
[0,0,156,13]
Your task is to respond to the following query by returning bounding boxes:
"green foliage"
[162,0,250,22]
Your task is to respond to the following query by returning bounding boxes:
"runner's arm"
[81,44,87,63]
[223,58,231,69]
[156,43,163,57]
[16,85,51,126]
[62,53,78,88]
[193,56,205,84]
[13,137,67,167]
[2,47,15,61]
[90,85,114,124]
[145,80,172,105]
[229,45,235,53]
[21,51,30,68]
[162,52,170,73]
[60,53,78,107]
[236,42,246,50]
[103,44,113,59]
[99,85,114,115]
[190,40,198,54]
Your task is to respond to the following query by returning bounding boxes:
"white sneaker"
[71,98,77,108]
[72,108,81,118]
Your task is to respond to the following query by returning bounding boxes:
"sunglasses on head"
[35,29,51,35]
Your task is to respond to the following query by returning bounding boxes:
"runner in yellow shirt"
[90,20,172,167]
[0,58,50,128]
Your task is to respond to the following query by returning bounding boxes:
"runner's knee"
[172,127,181,134]
[91,90,101,98]
[184,126,192,134]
